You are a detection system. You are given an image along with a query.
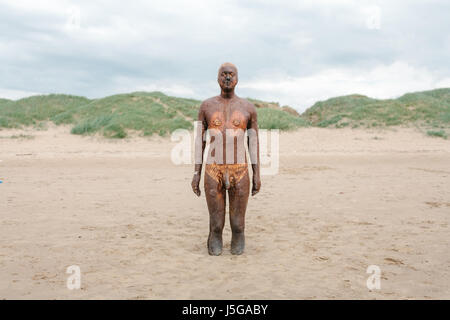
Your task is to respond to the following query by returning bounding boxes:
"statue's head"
[218,62,238,92]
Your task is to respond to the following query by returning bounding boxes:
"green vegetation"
[0,92,198,138]
[11,134,34,139]
[0,134,34,139]
[0,88,449,138]
[0,98,11,105]
[427,130,447,139]
[302,89,450,133]
[0,94,89,129]
[63,92,196,138]
[0,91,306,138]
[258,108,308,130]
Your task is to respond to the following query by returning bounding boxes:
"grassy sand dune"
[302,88,450,133]
[0,92,307,138]
[0,88,449,138]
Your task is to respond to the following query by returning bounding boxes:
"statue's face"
[218,65,238,92]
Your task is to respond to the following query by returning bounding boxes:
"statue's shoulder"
[239,97,257,114]
[200,96,220,110]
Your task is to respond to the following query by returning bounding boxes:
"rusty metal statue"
[191,63,261,256]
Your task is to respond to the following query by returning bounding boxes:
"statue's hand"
[251,175,261,196]
[191,172,201,197]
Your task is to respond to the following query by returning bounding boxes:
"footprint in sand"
[425,201,450,208]
[384,257,404,265]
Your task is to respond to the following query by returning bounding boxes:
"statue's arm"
[247,104,261,196]
[191,102,207,196]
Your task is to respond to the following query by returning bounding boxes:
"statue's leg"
[204,172,226,256]
[228,173,250,255]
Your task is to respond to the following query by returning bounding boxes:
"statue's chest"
[207,105,248,130]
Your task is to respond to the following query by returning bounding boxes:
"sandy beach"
[0,126,449,299]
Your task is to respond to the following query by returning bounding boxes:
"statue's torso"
[202,96,251,165]
[203,96,250,131]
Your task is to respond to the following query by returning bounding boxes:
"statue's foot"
[231,233,245,255]
[208,233,223,256]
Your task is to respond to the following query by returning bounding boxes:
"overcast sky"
[1,0,449,111]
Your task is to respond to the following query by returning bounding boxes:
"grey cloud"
[0,0,449,107]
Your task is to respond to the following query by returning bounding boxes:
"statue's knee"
[211,225,223,234]
[231,222,244,234]
[210,218,223,234]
